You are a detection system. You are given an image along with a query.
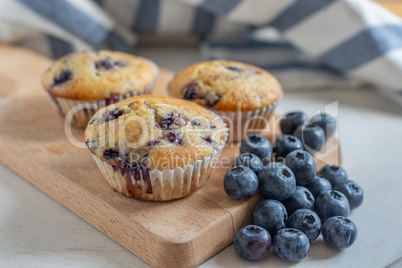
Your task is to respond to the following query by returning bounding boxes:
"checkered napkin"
[1,0,402,105]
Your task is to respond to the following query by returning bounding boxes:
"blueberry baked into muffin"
[42,50,158,127]
[85,95,228,201]
[167,60,282,141]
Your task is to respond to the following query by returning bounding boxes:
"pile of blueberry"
[224,112,364,262]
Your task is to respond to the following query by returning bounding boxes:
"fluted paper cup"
[91,111,228,201]
[48,58,159,128]
[211,101,279,142]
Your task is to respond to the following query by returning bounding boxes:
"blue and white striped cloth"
[1,0,402,105]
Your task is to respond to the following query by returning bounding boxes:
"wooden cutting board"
[0,46,341,268]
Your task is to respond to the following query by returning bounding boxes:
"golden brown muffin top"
[85,95,227,171]
[42,50,158,100]
[167,60,282,112]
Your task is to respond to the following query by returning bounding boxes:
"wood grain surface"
[0,46,341,268]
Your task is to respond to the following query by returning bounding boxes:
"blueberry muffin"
[42,50,158,127]
[167,60,282,141]
[85,95,228,201]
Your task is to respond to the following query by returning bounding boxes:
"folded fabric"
[1,0,401,106]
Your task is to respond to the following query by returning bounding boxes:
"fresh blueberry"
[288,209,321,242]
[166,132,183,145]
[280,111,308,135]
[309,113,337,138]
[273,228,310,262]
[284,150,316,185]
[294,124,325,151]
[306,175,332,198]
[182,82,199,100]
[253,200,287,236]
[53,70,73,86]
[233,225,271,261]
[224,166,258,200]
[319,164,348,186]
[282,186,315,215]
[274,135,303,158]
[334,180,364,210]
[240,135,272,164]
[315,190,350,222]
[232,153,263,175]
[322,216,358,249]
[258,162,296,200]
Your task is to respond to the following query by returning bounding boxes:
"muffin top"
[85,95,227,171]
[168,60,282,112]
[42,50,158,100]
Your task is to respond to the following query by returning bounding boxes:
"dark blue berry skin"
[166,132,183,145]
[161,113,187,130]
[147,140,161,147]
[309,113,337,138]
[103,149,120,161]
[280,111,308,135]
[294,125,325,151]
[224,166,258,200]
[225,65,244,72]
[258,163,296,200]
[334,180,364,210]
[182,81,199,100]
[319,164,348,186]
[288,209,322,242]
[273,228,310,262]
[253,200,287,237]
[233,225,271,261]
[282,186,315,215]
[98,59,113,69]
[53,70,72,86]
[232,153,263,175]
[284,150,316,185]
[322,216,358,249]
[96,59,125,70]
[240,135,272,164]
[183,87,198,100]
[274,135,303,158]
[306,175,332,198]
[98,108,125,124]
[315,190,350,222]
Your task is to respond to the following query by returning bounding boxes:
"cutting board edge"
[0,135,257,268]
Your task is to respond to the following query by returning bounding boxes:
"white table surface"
[1,47,402,268]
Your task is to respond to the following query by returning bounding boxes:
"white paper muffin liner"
[211,101,279,142]
[166,89,279,142]
[91,111,228,201]
[48,58,159,128]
